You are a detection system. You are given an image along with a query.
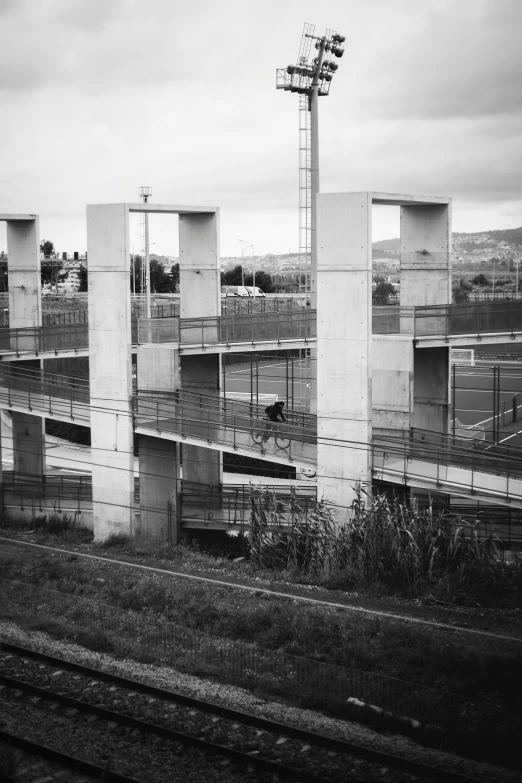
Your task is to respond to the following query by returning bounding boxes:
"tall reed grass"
[249,486,513,592]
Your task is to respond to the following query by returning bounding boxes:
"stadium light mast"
[139,186,152,318]
[277,24,345,306]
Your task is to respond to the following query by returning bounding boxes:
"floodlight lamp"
[323,73,333,82]
[287,65,295,74]
[328,62,338,71]
[332,34,345,43]
[334,47,344,58]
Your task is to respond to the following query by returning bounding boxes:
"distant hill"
[479,228,522,245]
[372,238,400,253]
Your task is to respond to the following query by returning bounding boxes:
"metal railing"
[414,300,522,338]
[137,310,317,347]
[0,364,90,420]
[42,310,88,326]
[2,471,93,511]
[134,390,317,465]
[0,323,88,355]
[373,428,522,502]
[372,306,413,335]
[181,480,317,526]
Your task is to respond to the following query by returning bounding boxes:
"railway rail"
[0,642,491,783]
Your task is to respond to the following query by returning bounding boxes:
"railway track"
[0,641,491,783]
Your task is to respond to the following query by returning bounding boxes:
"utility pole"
[139,186,152,318]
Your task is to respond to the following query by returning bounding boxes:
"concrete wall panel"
[400,204,451,307]
[372,336,413,436]
[413,346,450,433]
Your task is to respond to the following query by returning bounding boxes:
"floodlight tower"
[139,186,152,318]
[277,24,345,306]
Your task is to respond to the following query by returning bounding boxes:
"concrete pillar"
[316,193,372,519]
[137,345,181,540]
[400,204,452,307]
[6,217,41,329]
[87,204,134,541]
[179,212,222,490]
[413,347,450,433]
[6,218,45,481]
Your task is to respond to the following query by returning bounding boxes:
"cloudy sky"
[0,0,521,258]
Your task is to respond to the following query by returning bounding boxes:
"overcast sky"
[0,0,521,258]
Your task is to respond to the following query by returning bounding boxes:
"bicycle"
[252,421,290,451]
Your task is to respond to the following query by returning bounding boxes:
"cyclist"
[262,400,287,442]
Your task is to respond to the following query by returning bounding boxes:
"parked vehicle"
[221,285,250,297]
[244,286,266,298]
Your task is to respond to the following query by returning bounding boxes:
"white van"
[244,286,266,298]
[221,285,250,297]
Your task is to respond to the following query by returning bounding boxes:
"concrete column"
[87,204,134,541]
[413,346,450,433]
[400,204,452,307]
[316,193,372,519]
[179,212,222,490]
[6,218,45,481]
[137,345,181,540]
[6,217,41,329]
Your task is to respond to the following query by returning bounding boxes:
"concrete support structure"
[315,193,452,517]
[316,193,373,515]
[137,345,181,540]
[179,212,222,491]
[399,199,452,434]
[2,215,45,482]
[87,205,135,540]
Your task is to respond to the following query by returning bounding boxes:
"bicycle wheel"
[252,429,264,445]
[275,432,290,451]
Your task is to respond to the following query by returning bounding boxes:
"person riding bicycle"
[262,400,286,442]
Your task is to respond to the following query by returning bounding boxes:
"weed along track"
[0,643,492,783]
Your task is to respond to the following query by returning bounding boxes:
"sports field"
[225,357,522,448]
[454,363,522,446]
[224,357,313,411]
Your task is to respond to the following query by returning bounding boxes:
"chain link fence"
[1,576,520,743]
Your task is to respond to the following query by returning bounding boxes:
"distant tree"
[131,255,143,293]
[0,257,7,291]
[40,239,54,258]
[170,263,179,292]
[222,265,244,286]
[78,263,88,292]
[374,275,386,284]
[244,271,274,293]
[373,281,395,305]
[131,256,178,294]
[150,259,172,293]
[472,273,490,286]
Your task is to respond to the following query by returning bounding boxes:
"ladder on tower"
[298,94,311,295]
